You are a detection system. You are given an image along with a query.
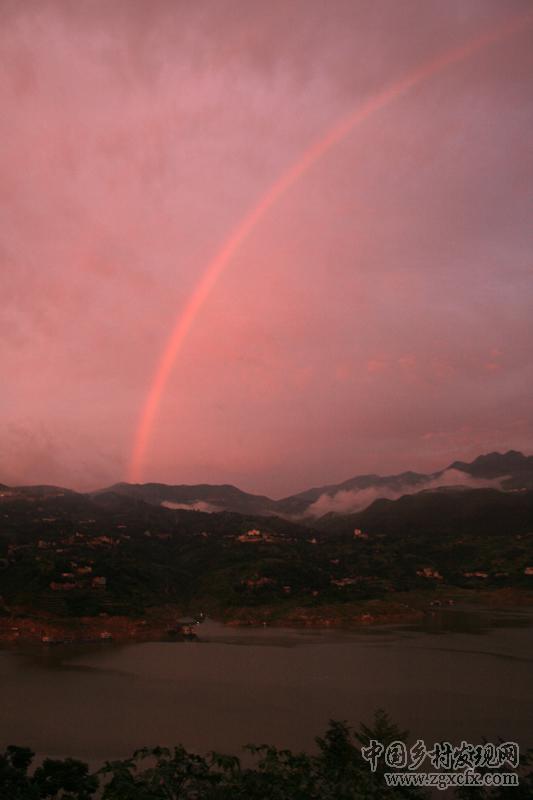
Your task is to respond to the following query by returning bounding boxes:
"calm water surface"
[1,607,532,764]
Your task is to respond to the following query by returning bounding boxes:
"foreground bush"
[1,711,531,799]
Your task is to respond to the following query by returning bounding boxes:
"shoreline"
[1,587,532,646]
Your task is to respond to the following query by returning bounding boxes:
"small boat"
[181,625,198,640]
[167,618,199,641]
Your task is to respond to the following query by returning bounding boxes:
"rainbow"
[128,12,532,483]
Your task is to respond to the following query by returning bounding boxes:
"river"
[1,606,532,766]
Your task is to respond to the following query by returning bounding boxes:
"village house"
[416,567,443,580]
[430,599,455,608]
[242,576,275,589]
[169,618,199,637]
[331,577,359,587]
[237,529,262,543]
[92,536,115,546]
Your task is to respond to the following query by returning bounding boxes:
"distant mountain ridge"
[448,450,533,481]
[88,450,533,518]
[2,450,531,519]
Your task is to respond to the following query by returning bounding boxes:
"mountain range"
[86,450,532,517]
[2,449,526,519]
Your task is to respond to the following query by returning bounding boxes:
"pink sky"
[1,0,532,496]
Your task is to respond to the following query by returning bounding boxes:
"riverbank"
[0,605,183,645]
[219,587,533,627]
[1,587,532,644]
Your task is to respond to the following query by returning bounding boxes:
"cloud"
[161,500,220,513]
[305,469,508,517]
